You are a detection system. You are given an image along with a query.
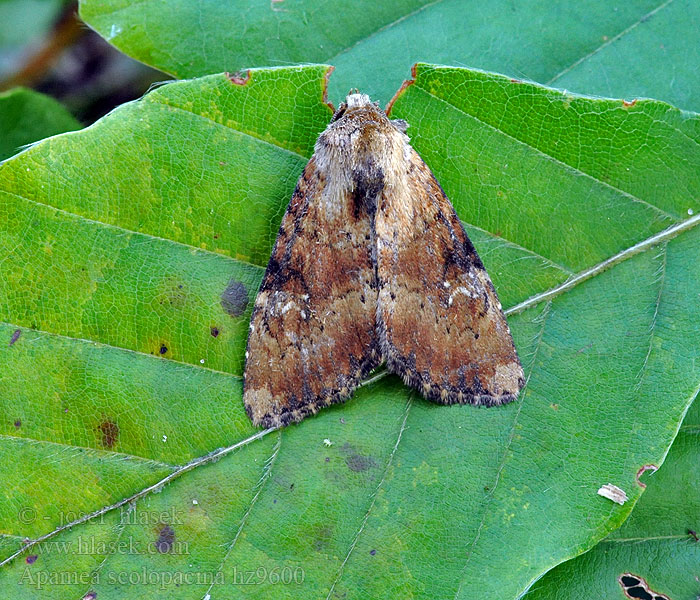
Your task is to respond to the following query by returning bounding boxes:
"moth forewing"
[243,93,524,427]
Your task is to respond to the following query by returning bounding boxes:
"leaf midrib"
[3,213,698,464]
[3,210,697,571]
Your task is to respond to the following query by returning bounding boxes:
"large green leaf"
[1,65,699,599]
[78,0,700,110]
[0,88,80,161]
[525,398,700,599]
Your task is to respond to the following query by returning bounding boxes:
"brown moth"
[243,93,524,428]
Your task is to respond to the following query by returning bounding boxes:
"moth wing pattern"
[243,155,381,427]
[375,147,525,405]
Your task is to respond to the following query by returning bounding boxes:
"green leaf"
[525,398,700,599]
[78,0,700,110]
[1,64,699,599]
[0,88,80,162]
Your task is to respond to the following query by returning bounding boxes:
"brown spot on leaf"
[210,326,220,338]
[26,555,37,564]
[9,329,21,346]
[312,525,333,551]
[342,443,377,472]
[221,279,249,317]
[346,454,377,472]
[226,70,250,85]
[323,65,335,111]
[155,524,175,553]
[99,421,119,448]
[622,99,638,108]
[636,464,658,488]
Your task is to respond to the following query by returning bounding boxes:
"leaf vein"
[507,214,700,315]
[205,431,282,597]
[148,97,309,160]
[547,0,676,85]
[453,300,551,600]
[411,85,680,222]
[0,433,176,470]
[325,396,413,600]
[0,189,267,271]
[0,427,277,569]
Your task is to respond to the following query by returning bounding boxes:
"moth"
[243,93,524,427]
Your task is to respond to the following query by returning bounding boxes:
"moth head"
[330,92,382,125]
[323,92,407,150]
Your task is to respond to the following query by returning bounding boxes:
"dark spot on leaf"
[340,418,346,424]
[159,344,168,355]
[346,454,377,472]
[210,326,220,338]
[155,525,175,553]
[26,555,37,564]
[621,575,640,586]
[273,499,277,504]
[325,457,330,462]
[688,529,699,541]
[99,421,119,448]
[82,592,97,600]
[221,279,249,317]
[14,419,21,428]
[369,549,376,556]
[341,442,378,472]
[312,525,333,551]
[290,483,294,491]
[9,329,21,346]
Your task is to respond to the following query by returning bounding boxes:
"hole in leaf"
[619,573,670,600]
